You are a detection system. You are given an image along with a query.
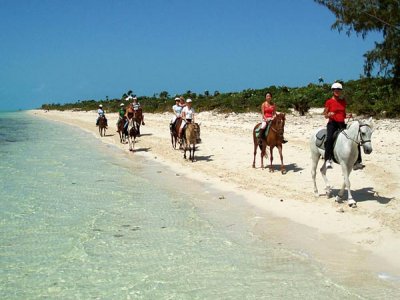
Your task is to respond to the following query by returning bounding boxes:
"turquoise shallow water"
[1,111,399,299]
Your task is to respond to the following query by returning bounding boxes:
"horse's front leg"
[269,146,274,172]
[191,144,195,162]
[339,163,356,207]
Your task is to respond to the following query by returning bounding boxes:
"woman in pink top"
[258,92,287,146]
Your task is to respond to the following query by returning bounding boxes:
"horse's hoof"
[348,199,357,208]
[281,169,287,175]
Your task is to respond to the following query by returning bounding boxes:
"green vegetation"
[41,77,400,118]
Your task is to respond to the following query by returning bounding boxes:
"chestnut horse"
[252,113,286,173]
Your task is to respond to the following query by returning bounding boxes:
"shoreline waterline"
[24,109,400,295]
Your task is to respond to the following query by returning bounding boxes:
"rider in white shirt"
[170,97,185,130]
[96,104,107,127]
[178,99,194,138]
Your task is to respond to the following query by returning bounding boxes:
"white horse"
[127,118,139,152]
[310,118,374,207]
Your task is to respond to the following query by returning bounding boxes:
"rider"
[117,103,128,130]
[96,104,108,128]
[131,97,145,125]
[324,82,363,170]
[258,92,287,146]
[178,98,194,139]
[170,97,185,131]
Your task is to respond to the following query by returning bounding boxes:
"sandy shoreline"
[29,109,400,278]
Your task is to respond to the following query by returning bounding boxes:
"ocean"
[1,111,399,299]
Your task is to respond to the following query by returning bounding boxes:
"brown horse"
[98,115,107,137]
[183,122,201,162]
[126,107,144,136]
[170,117,183,149]
[117,117,128,143]
[252,113,286,173]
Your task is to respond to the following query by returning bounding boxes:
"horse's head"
[359,117,374,154]
[195,123,201,143]
[272,113,285,134]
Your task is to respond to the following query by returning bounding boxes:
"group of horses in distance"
[104,107,376,208]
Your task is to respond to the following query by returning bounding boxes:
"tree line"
[41,77,400,118]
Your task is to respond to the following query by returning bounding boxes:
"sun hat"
[174,97,180,101]
[133,96,137,100]
[120,103,124,106]
[186,98,192,103]
[99,104,103,107]
[331,82,343,90]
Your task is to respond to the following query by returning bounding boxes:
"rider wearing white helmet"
[178,98,194,138]
[170,97,186,131]
[96,104,108,127]
[324,82,363,170]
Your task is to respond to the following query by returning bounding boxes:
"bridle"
[342,121,372,146]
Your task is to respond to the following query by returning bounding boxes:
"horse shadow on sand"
[267,163,303,173]
[138,133,153,137]
[329,187,393,204]
[130,147,151,153]
[193,154,214,162]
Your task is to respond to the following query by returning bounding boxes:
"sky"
[0,0,383,111]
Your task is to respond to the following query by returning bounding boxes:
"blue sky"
[0,0,382,111]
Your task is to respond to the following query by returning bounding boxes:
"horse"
[98,115,107,137]
[310,118,374,208]
[183,122,201,162]
[170,117,183,149]
[252,113,286,173]
[117,117,128,144]
[126,107,144,136]
[127,118,139,152]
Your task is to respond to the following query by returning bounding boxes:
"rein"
[341,121,371,145]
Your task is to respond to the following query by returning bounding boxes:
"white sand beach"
[30,109,400,278]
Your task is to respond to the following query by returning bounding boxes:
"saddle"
[315,128,342,163]
[255,122,271,139]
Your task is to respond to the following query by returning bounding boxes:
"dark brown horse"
[117,117,128,143]
[252,113,286,173]
[127,118,139,151]
[98,115,107,137]
[183,122,201,162]
[170,117,183,149]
